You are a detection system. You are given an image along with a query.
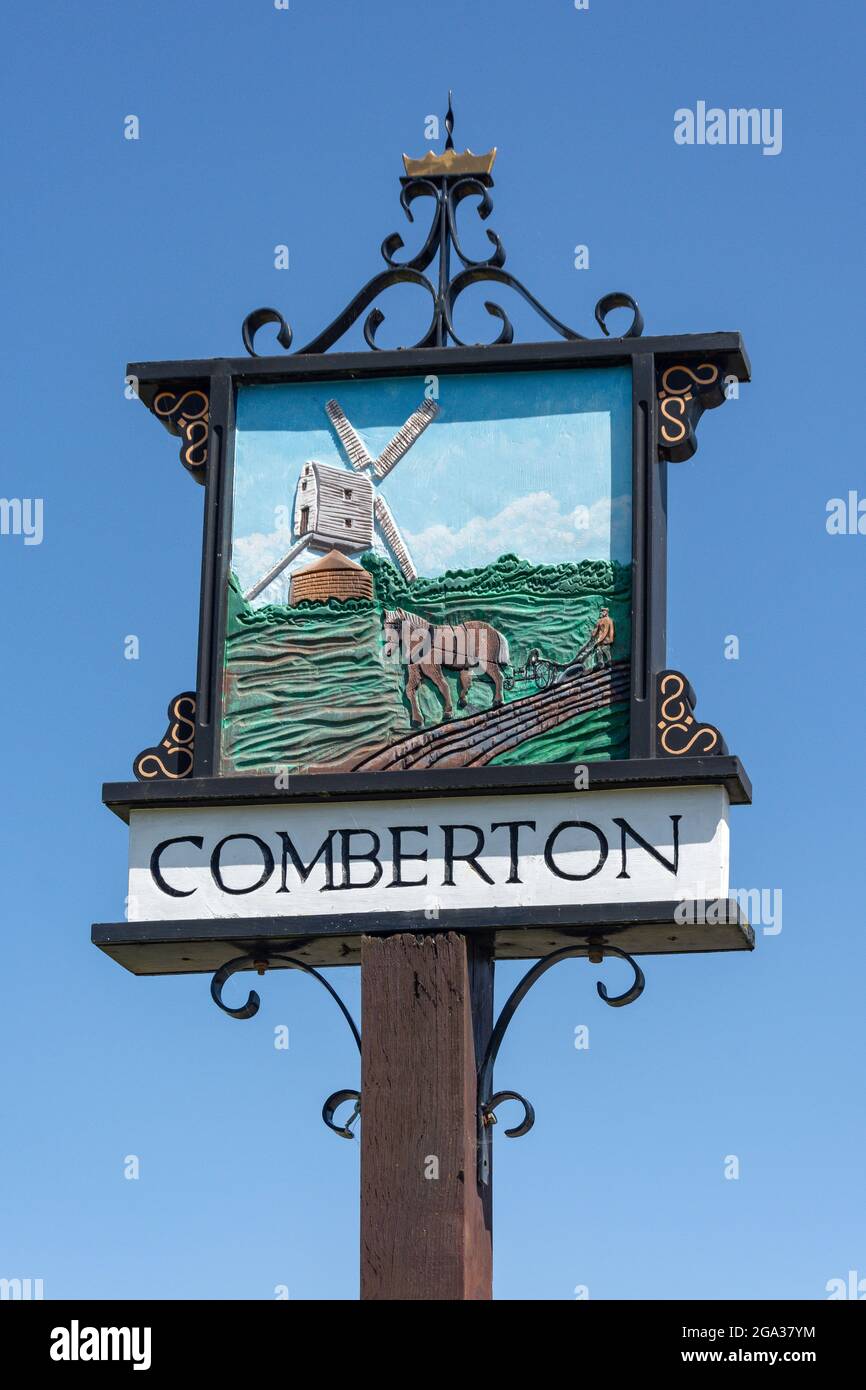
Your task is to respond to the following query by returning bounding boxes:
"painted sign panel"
[223,366,632,777]
[127,785,728,923]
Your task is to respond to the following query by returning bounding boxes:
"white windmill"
[244,397,439,602]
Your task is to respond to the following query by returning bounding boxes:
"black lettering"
[150,835,203,898]
[491,820,536,884]
[442,824,494,885]
[544,821,608,880]
[612,814,681,879]
[388,826,428,887]
[335,828,382,890]
[210,834,274,895]
[277,830,336,892]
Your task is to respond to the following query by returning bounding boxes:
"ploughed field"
[221,553,631,775]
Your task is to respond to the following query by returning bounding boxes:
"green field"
[221,553,630,774]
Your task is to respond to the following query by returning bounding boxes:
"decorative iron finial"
[244,102,644,355]
[402,88,496,179]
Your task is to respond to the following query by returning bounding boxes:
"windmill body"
[294,460,375,554]
[244,397,438,602]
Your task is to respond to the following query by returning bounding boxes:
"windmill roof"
[295,548,367,574]
[309,459,371,483]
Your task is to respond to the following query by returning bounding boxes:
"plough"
[503,634,601,693]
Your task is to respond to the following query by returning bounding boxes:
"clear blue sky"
[1,0,863,1300]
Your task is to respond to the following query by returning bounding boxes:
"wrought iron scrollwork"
[242,95,644,356]
[211,953,361,1140]
[380,178,443,270]
[477,942,645,1184]
[322,1089,362,1140]
[241,308,293,357]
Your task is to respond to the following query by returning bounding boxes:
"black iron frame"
[119,331,749,810]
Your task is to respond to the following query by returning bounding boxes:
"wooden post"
[360,931,494,1300]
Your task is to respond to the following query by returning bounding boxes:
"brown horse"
[384,608,510,726]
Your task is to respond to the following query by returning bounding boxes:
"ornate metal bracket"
[657,362,728,462]
[211,953,362,1140]
[477,942,645,1185]
[133,692,196,781]
[152,388,209,481]
[242,93,643,357]
[656,670,727,757]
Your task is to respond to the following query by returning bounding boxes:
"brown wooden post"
[360,931,494,1300]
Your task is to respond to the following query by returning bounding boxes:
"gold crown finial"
[403,91,497,180]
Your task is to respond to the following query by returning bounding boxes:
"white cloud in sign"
[403,491,630,574]
[232,527,295,606]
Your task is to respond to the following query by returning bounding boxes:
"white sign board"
[127,786,729,923]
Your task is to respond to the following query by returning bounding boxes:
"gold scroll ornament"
[656,671,723,756]
[657,363,720,450]
[153,389,209,475]
[133,693,196,780]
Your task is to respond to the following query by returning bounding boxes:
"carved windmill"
[244,397,439,601]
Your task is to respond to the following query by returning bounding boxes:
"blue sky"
[233,367,632,600]
[1,0,864,1301]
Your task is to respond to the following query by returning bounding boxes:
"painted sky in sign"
[232,367,631,599]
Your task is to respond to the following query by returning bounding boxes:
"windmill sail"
[324,399,374,472]
[372,399,439,478]
[374,494,417,581]
[244,534,310,601]
[245,396,435,601]
[325,397,439,479]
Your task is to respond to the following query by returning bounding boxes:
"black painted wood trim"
[103,754,751,821]
[92,899,755,973]
[127,332,750,393]
[92,899,754,945]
